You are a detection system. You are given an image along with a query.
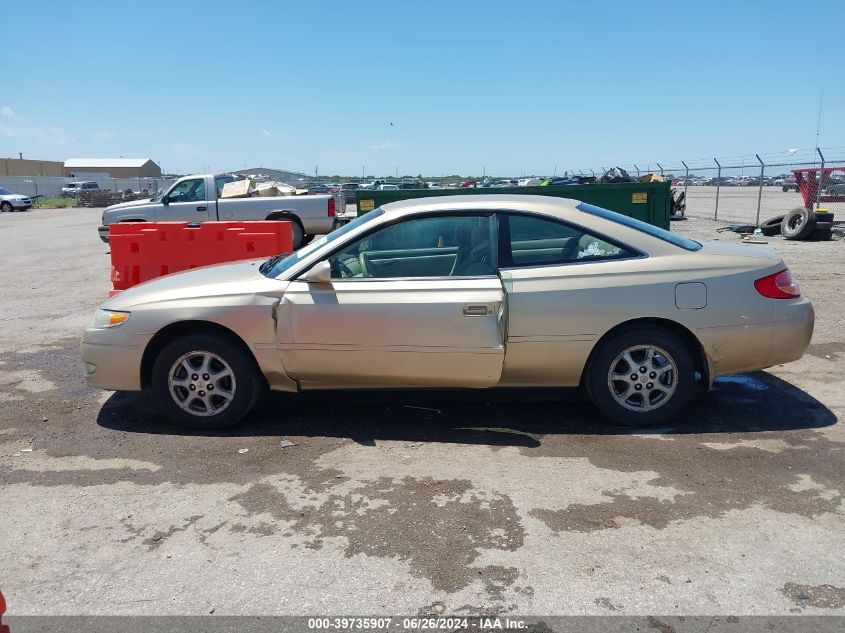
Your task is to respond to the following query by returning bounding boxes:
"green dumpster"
[355,182,671,230]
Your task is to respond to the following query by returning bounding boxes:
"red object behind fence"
[109,221,292,296]
[792,166,845,209]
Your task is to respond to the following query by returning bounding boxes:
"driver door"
[277,213,505,388]
[156,178,210,222]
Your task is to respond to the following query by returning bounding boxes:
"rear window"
[577,202,701,251]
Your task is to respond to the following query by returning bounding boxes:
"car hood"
[1,193,29,201]
[104,259,289,309]
[105,198,153,212]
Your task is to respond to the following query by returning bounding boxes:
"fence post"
[657,163,664,177]
[714,158,722,220]
[634,164,640,178]
[815,148,825,210]
[681,161,689,218]
[755,154,765,226]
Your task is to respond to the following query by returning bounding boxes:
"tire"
[151,333,263,430]
[586,326,695,427]
[759,215,784,236]
[781,207,816,240]
[300,233,315,247]
[0,202,12,213]
[290,220,304,249]
[782,186,789,192]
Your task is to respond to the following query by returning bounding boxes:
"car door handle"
[462,304,490,317]
[196,206,207,212]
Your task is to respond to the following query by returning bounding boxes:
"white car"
[0,187,33,212]
[377,184,399,190]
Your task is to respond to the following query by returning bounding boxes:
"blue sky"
[2,0,843,176]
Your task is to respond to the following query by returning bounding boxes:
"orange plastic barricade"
[108,221,292,297]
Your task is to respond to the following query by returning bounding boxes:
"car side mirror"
[305,260,332,284]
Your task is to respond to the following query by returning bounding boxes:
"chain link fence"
[0,176,177,202]
[570,147,845,226]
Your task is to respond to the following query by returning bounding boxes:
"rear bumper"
[768,296,814,367]
[698,297,814,378]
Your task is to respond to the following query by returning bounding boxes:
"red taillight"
[328,197,335,217]
[754,269,800,299]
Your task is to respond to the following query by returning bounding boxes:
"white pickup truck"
[98,173,337,248]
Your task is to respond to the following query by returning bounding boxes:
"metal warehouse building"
[64,158,161,178]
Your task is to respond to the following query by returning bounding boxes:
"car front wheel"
[0,202,12,213]
[151,333,263,430]
[587,326,694,426]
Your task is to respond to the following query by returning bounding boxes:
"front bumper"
[80,327,148,391]
[7,200,31,210]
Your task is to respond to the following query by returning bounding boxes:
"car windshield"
[259,209,385,278]
[0,188,10,195]
[577,202,702,251]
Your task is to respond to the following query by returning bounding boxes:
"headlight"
[92,309,131,328]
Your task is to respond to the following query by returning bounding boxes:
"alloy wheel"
[167,351,237,416]
[606,345,678,412]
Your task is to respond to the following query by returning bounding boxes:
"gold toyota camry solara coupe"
[80,195,814,429]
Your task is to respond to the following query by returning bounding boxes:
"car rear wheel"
[0,202,11,213]
[151,334,262,430]
[586,326,694,426]
[290,221,304,249]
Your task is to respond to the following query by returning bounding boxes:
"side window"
[503,214,633,268]
[328,215,494,279]
[215,176,233,197]
[167,179,206,203]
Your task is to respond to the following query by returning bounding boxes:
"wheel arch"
[140,320,265,389]
[265,211,303,231]
[580,317,710,388]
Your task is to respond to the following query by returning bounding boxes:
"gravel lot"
[682,185,845,225]
[1,207,843,617]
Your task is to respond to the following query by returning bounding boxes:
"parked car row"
[671,175,799,187]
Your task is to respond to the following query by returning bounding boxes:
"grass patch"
[35,197,78,208]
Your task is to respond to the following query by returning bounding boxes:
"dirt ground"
[1,207,843,617]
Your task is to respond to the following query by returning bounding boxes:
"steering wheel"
[331,258,355,279]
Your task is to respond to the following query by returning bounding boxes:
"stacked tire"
[758,208,834,241]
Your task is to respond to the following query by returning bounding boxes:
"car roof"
[380,194,582,220]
